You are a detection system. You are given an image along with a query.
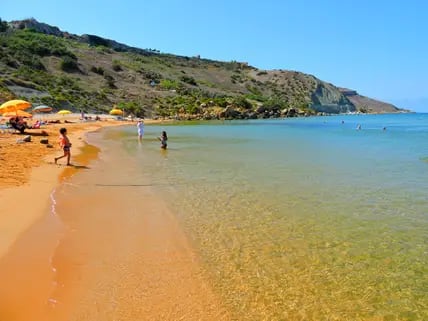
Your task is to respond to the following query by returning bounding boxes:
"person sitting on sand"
[54,127,72,166]
[158,130,167,149]
[9,116,29,134]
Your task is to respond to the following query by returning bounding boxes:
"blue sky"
[2,0,427,112]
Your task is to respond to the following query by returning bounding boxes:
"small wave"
[49,187,58,217]
[47,187,64,309]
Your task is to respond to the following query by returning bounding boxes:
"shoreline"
[0,118,231,320]
[0,119,135,258]
[0,120,126,320]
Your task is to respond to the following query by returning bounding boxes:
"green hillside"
[0,18,405,119]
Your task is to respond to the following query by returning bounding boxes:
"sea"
[55,113,428,320]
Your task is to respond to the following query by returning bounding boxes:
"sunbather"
[31,120,41,129]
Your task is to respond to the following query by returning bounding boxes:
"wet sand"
[0,118,230,320]
[50,184,229,321]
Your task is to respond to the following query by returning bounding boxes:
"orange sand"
[0,119,130,256]
[0,119,230,320]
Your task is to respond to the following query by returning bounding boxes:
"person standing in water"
[137,120,144,140]
[158,131,168,149]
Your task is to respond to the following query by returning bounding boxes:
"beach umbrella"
[57,110,72,115]
[109,108,123,115]
[33,105,53,113]
[0,99,32,115]
[3,110,33,118]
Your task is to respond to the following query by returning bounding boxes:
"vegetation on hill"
[0,18,405,119]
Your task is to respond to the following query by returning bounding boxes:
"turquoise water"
[84,113,427,320]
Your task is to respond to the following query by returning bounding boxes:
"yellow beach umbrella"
[3,110,33,118]
[109,108,123,115]
[57,110,72,115]
[0,99,32,114]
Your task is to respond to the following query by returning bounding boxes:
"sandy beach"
[0,117,230,320]
[0,117,128,257]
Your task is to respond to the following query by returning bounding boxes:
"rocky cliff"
[339,88,402,113]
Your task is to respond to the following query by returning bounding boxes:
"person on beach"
[137,120,144,140]
[55,127,72,165]
[158,131,168,149]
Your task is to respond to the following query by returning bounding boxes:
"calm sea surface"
[64,113,428,320]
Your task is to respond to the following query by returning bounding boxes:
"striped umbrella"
[32,105,53,113]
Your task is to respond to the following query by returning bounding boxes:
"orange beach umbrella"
[3,110,33,118]
[0,99,32,114]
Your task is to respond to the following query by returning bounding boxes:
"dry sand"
[0,117,230,320]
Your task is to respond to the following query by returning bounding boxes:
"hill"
[0,18,407,119]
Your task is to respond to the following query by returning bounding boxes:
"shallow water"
[59,114,428,320]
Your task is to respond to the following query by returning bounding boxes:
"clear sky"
[2,0,427,112]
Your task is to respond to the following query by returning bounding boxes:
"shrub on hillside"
[212,97,229,107]
[245,93,267,102]
[159,79,180,90]
[180,75,197,86]
[261,97,287,111]
[231,96,252,110]
[0,18,8,32]
[60,56,79,72]
[140,69,162,82]
[112,60,122,71]
[24,55,46,70]
[86,35,109,47]
[90,66,105,75]
[10,29,75,57]
[231,74,242,83]
[117,101,144,117]
[104,74,116,88]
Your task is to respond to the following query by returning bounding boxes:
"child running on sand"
[158,131,168,149]
[55,127,72,165]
